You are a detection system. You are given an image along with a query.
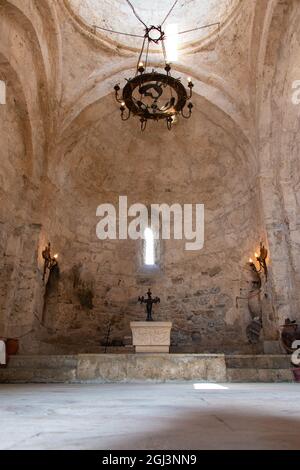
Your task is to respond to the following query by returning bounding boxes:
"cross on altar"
[138,288,160,321]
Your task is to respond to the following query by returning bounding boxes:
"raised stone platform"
[0,354,294,383]
[225,354,293,382]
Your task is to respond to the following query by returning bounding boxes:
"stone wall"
[37,92,264,354]
[0,61,45,349]
[258,0,300,326]
[0,0,299,354]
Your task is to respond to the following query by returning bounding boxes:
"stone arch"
[58,62,256,155]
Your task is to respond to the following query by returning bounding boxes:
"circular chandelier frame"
[122,72,188,120]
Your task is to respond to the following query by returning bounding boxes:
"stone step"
[227,368,294,383]
[225,354,291,369]
[5,355,78,369]
[76,353,226,383]
[0,354,296,383]
[0,367,76,383]
[103,346,134,353]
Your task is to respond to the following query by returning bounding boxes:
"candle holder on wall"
[249,242,268,281]
[236,242,268,344]
[42,243,58,282]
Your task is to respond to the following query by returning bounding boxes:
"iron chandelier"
[114,23,194,131]
[92,1,220,131]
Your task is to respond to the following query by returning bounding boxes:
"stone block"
[76,353,226,382]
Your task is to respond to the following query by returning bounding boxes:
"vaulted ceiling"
[67,0,241,48]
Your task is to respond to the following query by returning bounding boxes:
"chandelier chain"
[161,39,167,64]
[135,36,147,75]
[145,38,150,70]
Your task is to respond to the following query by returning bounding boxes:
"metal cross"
[138,288,160,321]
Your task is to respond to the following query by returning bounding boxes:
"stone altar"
[130,321,172,353]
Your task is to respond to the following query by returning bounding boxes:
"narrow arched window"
[0,80,6,105]
[144,227,155,266]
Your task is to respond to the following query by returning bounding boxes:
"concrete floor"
[0,383,300,450]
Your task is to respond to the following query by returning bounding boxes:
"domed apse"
[41,92,261,354]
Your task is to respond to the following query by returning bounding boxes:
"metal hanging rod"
[92,22,221,40]
[92,1,220,42]
[92,24,144,38]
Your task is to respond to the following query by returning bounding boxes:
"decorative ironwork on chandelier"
[114,23,194,131]
[92,1,220,131]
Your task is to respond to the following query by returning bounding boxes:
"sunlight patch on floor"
[193,383,229,390]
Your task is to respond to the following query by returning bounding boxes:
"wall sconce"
[42,242,58,282]
[249,242,268,280]
[235,242,268,344]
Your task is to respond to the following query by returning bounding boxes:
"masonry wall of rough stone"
[258,0,300,326]
[34,92,264,354]
[0,0,299,354]
[0,75,28,334]
[0,61,45,345]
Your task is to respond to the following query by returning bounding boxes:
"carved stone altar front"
[130,322,172,353]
